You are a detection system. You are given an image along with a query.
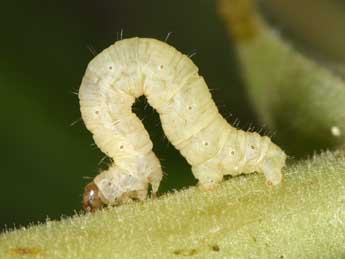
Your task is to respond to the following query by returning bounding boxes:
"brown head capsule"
[83,182,104,212]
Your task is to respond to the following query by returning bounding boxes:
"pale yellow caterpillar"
[79,37,286,211]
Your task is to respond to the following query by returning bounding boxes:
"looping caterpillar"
[79,37,286,211]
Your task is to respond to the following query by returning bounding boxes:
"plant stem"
[1,151,345,258]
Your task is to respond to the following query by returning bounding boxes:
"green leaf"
[219,0,345,156]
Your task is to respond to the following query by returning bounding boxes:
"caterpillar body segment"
[79,38,286,211]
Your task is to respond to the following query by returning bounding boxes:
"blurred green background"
[2,0,345,231]
[1,0,256,231]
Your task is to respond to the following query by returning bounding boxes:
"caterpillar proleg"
[79,38,286,211]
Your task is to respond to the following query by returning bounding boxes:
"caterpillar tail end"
[261,148,287,186]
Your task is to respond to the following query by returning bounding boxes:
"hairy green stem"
[1,151,345,258]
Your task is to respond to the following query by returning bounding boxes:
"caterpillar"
[79,37,286,211]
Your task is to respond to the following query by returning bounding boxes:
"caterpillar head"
[82,179,142,212]
[83,182,104,212]
[82,167,150,211]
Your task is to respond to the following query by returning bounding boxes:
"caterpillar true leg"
[79,38,286,211]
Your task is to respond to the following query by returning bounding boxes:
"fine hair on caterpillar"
[79,37,286,211]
